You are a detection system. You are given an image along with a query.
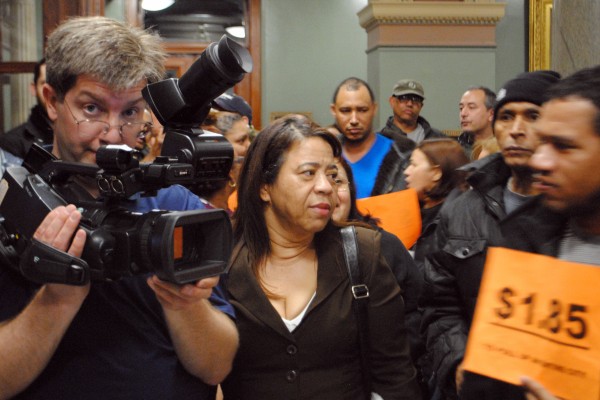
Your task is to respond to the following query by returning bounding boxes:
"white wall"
[260,0,526,131]
[370,47,497,132]
[261,0,368,127]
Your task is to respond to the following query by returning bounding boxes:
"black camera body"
[0,35,252,285]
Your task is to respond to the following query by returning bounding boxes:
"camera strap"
[20,239,90,286]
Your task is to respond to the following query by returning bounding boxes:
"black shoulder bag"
[340,225,372,399]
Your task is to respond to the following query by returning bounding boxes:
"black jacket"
[0,104,53,159]
[419,153,531,400]
[379,229,424,367]
[370,137,412,196]
[380,115,446,148]
[500,196,566,256]
[375,116,445,197]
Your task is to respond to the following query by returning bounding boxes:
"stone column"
[358,0,506,132]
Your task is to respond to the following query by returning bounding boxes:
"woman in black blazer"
[222,115,420,400]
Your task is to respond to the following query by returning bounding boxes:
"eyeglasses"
[335,178,350,192]
[64,101,153,141]
[395,94,424,105]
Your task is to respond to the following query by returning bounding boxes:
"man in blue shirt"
[0,17,238,399]
[330,77,410,198]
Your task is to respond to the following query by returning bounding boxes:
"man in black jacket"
[380,79,445,146]
[420,70,560,400]
[0,59,53,158]
[500,65,600,400]
[457,86,496,158]
[505,65,600,259]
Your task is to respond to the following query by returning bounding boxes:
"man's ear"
[43,84,58,122]
[487,108,494,122]
[329,103,337,118]
[388,96,395,109]
[29,81,36,97]
[259,183,271,203]
[432,166,442,182]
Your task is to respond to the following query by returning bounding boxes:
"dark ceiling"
[144,0,246,43]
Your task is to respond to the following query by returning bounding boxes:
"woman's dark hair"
[233,114,342,275]
[417,138,469,202]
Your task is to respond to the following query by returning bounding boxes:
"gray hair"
[45,16,166,100]
[466,85,496,110]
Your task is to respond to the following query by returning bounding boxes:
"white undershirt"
[281,292,316,332]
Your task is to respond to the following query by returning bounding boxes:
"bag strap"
[340,226,372,399]
[221,238,246,290]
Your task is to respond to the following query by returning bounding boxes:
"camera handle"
[20,239,90,286]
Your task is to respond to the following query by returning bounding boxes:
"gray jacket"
[380,115,446,148]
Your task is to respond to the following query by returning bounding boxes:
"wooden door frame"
[159,0,262,129]
[1,0,262,129]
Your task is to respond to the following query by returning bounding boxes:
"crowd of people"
[1,14,598,400]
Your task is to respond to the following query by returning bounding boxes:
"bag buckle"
[351,284,369,299]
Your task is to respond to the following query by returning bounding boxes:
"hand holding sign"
[521,376,561,400]
[463,247,600,400]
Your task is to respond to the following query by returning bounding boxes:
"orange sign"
[228,191,238,211]
[356,189,421,249]
[463,247,600,400]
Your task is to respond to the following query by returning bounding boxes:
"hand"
[455,362,465,393]
[147,275,220,311]
[33,205,89,303]
[521,376,560,400]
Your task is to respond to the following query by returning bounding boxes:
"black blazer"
[222,225,421,400]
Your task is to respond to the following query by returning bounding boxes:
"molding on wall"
[528,0,552,71]
[358,1,506,49]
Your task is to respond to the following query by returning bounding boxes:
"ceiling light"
[226,26,246,39]
[141,0,175,12]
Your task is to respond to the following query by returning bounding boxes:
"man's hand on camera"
[0,205,89,398]
[33,205,90,303]
[147,275,219,311]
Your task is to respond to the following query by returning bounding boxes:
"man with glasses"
[381,79,445,145]
[0,16,238,399]
[62,99,153,161]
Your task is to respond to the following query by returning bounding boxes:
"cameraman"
[0,17,238,399]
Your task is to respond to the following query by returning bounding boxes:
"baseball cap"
[212,93,253,124]
[392,79,425,100]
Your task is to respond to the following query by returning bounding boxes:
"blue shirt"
[0,148,23,177]
[132,184,208,213]
[346,134,392,199]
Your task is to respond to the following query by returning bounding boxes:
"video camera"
[0,35,253,285]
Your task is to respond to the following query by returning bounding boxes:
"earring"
[228,180,237,188]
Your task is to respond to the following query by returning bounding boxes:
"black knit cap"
[493,70,561,125]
